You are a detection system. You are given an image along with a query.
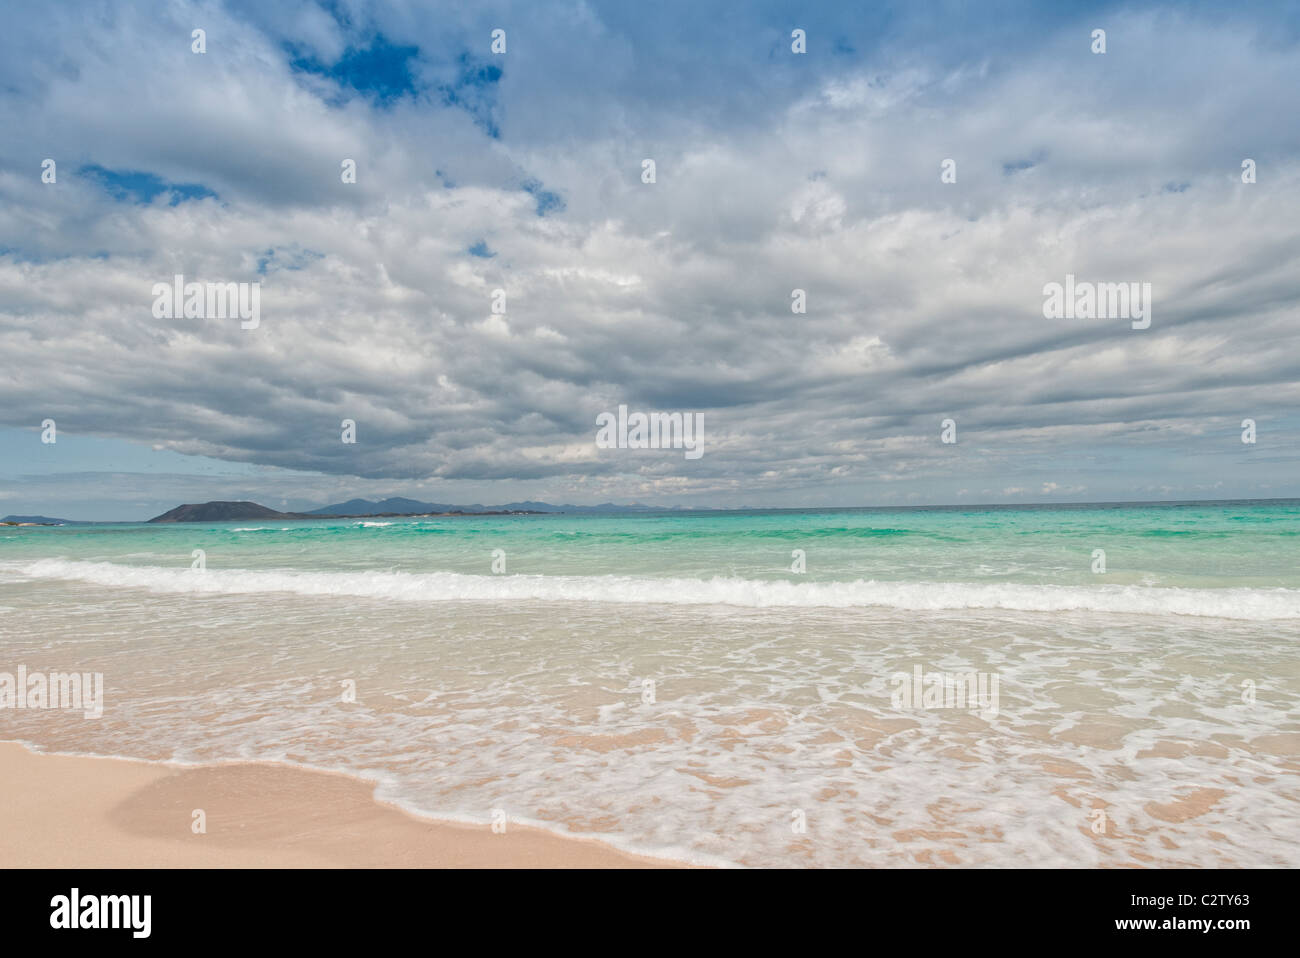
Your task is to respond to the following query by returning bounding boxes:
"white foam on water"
[11,559,1300,620]
[2,574,1297,868]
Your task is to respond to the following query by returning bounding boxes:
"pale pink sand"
[0,742,680,868]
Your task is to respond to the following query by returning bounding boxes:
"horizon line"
[7,494,1300,524]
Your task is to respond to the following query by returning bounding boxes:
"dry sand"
[0,742,678,868]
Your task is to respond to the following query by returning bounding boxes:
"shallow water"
[2,503,1298,866]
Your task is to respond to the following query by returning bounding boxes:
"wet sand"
[0,742,679,868]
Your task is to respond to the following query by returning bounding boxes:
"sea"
[2,500,1298,867]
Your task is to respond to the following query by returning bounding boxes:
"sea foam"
[13,559,1300,620]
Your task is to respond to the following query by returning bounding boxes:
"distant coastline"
[3,496,1298,526]
[146,500,546,523]
[0,515,75,527]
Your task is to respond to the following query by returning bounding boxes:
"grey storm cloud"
[0,0,1298,510]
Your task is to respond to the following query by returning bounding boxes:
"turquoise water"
[4,500,1300,590]
[2,501,1298,867]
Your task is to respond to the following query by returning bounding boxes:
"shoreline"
[0,741,687,868]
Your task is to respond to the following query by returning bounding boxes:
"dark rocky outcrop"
[148,501,303,523]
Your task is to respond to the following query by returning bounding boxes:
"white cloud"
[0,2,1297,512]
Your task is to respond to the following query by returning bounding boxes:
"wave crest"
[10,559,1300,620]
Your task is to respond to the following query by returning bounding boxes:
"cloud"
[0,1,1298,514]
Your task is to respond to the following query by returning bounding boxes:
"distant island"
[147,500,546,523]
[149,501,305,523]
[1,514,73,526]
[3,497,692,525]
[8,497,1300,526]
[148,497,689,523]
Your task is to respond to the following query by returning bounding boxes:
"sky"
[1,0,1298,520]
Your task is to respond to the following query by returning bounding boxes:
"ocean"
[2,501,1298,866]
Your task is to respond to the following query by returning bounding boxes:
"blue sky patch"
[288,34,420,106]
[257,245,325,275]
[79,165,216,205]
[522,178,565,217]
[437,52,503,137]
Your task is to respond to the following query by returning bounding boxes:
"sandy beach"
[0,742,677,868]
[5,505,1298,868]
